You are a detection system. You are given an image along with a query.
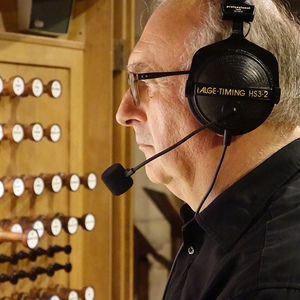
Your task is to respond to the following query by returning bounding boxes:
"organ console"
[0,70,96,296]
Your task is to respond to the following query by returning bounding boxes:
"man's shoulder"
[258,176,300,285]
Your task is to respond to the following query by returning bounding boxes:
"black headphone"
[185,0,281,135]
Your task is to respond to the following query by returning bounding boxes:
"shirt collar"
[181,138,300,252]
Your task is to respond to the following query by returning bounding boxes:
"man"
[116,0,300,298]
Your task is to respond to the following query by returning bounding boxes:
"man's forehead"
[126,1,205,74]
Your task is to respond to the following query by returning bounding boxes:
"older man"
[114,0,300,298]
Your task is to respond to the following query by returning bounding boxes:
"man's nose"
[116,89,135,126]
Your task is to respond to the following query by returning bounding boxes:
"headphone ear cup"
[185,36,280,135]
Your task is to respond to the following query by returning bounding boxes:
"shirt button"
[188,246,195,255]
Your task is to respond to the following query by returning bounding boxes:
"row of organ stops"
[0,244,88,290]
[0,123,61,143]
[0,76,96,296]
[0,172,97,197]
[0,241,71,284]
[1,285,95,300]
[1,262,72,284]
[0,76,62,98]
[0,243,95,298]
[0,213,96,249]
[0,244,72,264]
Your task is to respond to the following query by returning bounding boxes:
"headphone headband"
[222,0,255,22]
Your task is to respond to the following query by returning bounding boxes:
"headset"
[185,0,281,136]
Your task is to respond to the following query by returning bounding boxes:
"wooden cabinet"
[0,0,134,299]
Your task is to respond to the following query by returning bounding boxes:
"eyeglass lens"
[128,73,140,106]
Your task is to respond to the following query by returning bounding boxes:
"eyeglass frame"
[128,70,190,106]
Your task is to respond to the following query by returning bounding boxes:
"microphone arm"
[126,118,222,177]
[101,108,236,196]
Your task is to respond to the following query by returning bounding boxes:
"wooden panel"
[0,37,86,297]
[75,0,114,299]
[0,0,18,32]
[112,0,135,299]
[0,0,134,298]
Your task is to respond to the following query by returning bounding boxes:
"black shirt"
[163,138,300,299]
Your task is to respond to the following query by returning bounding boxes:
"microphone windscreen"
[101,163,133,196]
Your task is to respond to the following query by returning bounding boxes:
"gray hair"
[172,0,300,131]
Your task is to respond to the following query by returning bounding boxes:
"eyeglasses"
[128,70,190,106]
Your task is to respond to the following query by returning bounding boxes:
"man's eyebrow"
[127,63,154,73]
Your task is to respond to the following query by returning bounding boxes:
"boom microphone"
[101,108,236,196]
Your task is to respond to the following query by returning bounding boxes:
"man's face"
[116,1,212,191]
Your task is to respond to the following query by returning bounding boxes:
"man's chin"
[144,164,160,183]
[145,163,171,185]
